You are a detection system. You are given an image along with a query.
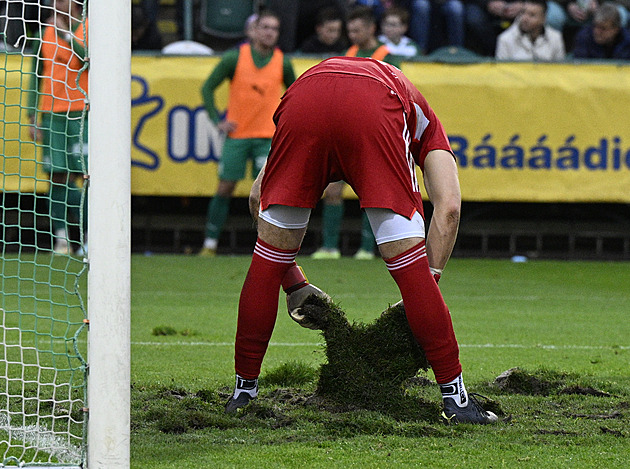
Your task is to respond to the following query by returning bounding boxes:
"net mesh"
[1,1,87,466]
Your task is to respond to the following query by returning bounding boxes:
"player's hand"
[287,283,331,330]
[29,117,42,142]
[218,120,237,134]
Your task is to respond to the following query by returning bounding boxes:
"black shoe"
[225,375,258,413]
[442,393,498,424]
[225,392,255,414]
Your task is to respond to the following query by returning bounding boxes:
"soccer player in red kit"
[226,56,498,424]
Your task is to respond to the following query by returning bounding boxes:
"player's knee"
[257,219,305,251]
[217,180,237,197]
[378,237,425,259]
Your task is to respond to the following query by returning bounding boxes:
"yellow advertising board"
[3,53,630,202]
[405,62,630,202]
[129,56,316,197]
[131,57,630,202]
[0,54,44,194]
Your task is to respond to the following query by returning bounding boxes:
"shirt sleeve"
[407,87,452,170]
[26,35,43,118]
[200,49,239,123]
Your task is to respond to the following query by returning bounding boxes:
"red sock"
[281,263,308,293]
[384,241,462,383]
[235,238,298,379]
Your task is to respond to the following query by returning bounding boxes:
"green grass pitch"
[129,255,630,468]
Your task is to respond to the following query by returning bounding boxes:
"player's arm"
[26,35,43,141]
[201,50,238,129]
[249,161,265,225]
[422,149,461,274]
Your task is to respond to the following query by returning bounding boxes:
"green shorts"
[40,111,88,174]
[218,137,270,181]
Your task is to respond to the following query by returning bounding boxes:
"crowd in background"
[129,0,630,61]
[1,0,628,60]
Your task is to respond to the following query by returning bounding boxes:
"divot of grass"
[151,325,178,336]
[151,326,199,337]
[133,305,628,442]
[298,296,434,420]
[491,367,574,395]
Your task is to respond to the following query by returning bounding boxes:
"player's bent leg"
[380,238,461,378]
[228,212,309,413]
[382,240,497,423]
[367,209,497,424]
[258,206,332,327]
[366,209,460,378]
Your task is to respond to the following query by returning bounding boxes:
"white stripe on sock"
[254,241,297,264]
[385,244,426,271]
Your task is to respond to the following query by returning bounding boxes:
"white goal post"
[87,1,131,469]
[0,0,130,467]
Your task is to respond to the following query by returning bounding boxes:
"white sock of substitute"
[233,374,258,399]
[439,373,468,407]
[203,238,218,250]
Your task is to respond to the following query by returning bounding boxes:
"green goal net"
[1,1,88,467]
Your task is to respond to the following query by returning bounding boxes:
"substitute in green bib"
[199,9,296,256]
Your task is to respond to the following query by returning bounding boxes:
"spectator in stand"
[546,1,628,43]
[496,0,566,60]
[573,1,630,58]
[378,6,422,56]
[265,0,350,52]
[351,0,393,20]
[399,0,466,54]
[299,6,348,54]
[546,0,597,35]
[465,0,524,56]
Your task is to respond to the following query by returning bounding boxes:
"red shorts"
[260,73,424,220]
